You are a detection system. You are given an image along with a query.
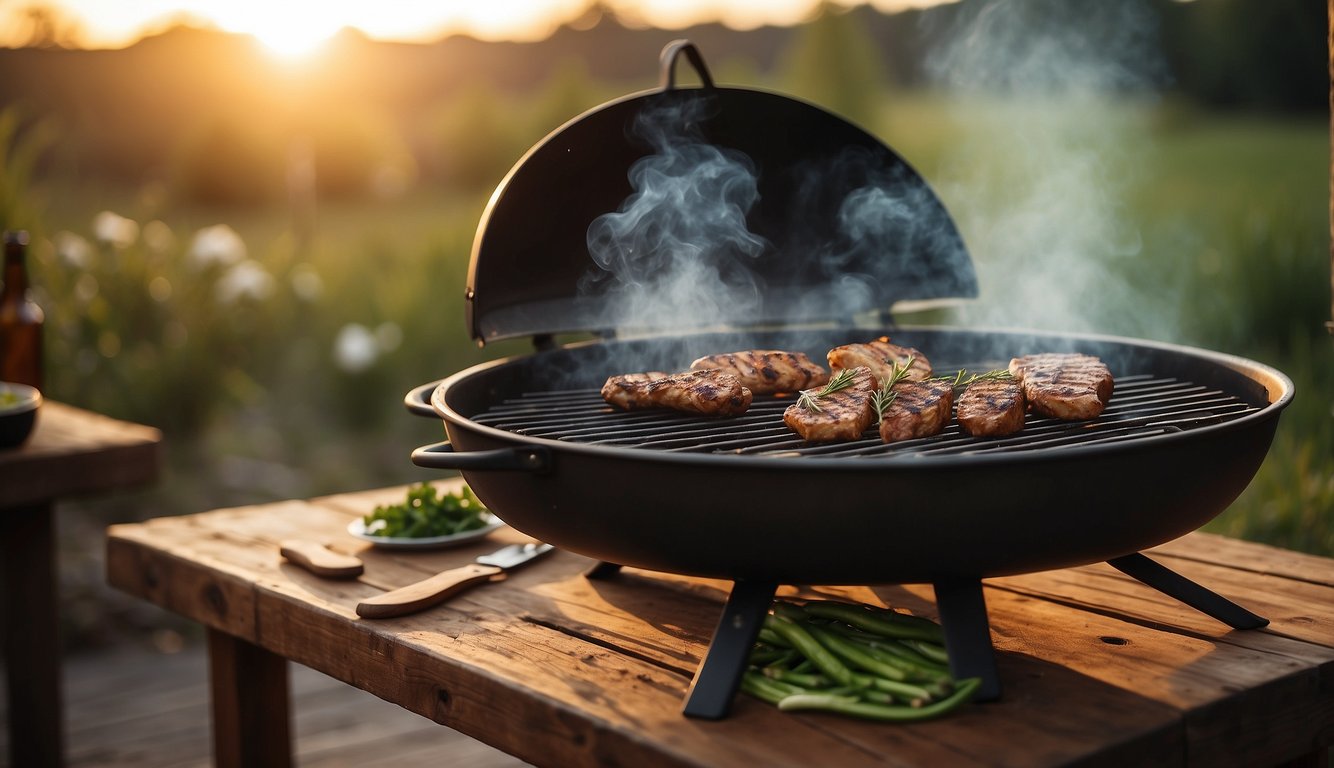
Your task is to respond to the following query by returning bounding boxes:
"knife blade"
[355,542,554,619]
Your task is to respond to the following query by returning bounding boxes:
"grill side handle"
[404,380,442,418]
[411,441,550,473]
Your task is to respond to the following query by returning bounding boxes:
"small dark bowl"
[0,382,41,449]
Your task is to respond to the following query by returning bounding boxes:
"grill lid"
[467,41,978,345]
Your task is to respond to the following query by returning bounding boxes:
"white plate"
[347,513,505,550]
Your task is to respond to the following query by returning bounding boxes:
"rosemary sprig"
[871,387,897,422]
[871,356,917,423]
[798,367,860,413]
[932,369,1013,389]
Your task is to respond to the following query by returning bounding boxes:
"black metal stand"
[1107,552,1269,629]
[933,579,1002,701]
[681,579,777,719]
[584,561,624,580]
[584,552,1269,719]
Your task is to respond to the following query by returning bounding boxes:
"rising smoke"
[580,0,1173,347]
[581,97,767,335]
[923,0,1176,337]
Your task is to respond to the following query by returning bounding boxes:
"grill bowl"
[414,326,1291,585]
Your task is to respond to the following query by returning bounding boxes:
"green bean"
[823,625,951,680]
[763,668,830,688]
[827,626,955,680]
[882,640,950,673]
[857,675,937,705]
[748,647,791,666]
[903,638,951,666]
[741,671,801,705]
[765,614,857,686]
[809,684,862,697]
[743,600,975,722]
[804,624,909,682]
[803,599,944,629]
[803,601,945,643]
[771,601,811,622]
[825,626,947,669]
[856,688,897,705]
[777,677,982,721]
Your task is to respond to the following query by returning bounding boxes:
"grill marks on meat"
[689,350,828,395]
[1009,353,1114,420]
[828,337,932,385]
[601,349,1114,442]
[783,367,877,442]
[879,379,955,443]
[601,370,752,417]
[609,372,671,385]
[956,378,1026,437]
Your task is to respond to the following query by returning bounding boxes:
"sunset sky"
[1,0,950,52]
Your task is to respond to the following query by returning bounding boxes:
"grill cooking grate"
[471,371,1259,459]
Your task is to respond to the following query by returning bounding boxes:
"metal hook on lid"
[659,39,715,90]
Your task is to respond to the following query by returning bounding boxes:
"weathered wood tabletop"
[107,479,1334,768]
[1,401,162,767]
[0,400,162,507]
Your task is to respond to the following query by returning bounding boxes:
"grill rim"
[426,325,1293,473]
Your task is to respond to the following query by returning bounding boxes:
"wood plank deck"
[0,640,530,767]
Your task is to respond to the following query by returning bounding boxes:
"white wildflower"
[53,231,93,269]
[215,260,275,304]
[92,211,139,249]
[188,224,247,270]
[290,263,324,302]
[142,220,176,254]
[333,323,378,373]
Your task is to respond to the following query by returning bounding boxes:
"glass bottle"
[0,230,44,389]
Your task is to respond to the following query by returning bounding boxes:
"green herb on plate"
[362,483,489,539]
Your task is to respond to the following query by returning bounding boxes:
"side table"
[0,401,161,767]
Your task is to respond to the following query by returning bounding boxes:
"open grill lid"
[467,41,978,345]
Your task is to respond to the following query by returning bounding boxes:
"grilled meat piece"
[689,350,828,395]
[827,337,932,385]
[879,379,955,443]
[783,367,877,442]
[601,370,752,416]
[956,378,1026,437]
[1009,353,1114,420]
[609,372,671,385]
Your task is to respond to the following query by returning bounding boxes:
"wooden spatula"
[280,539,364,578]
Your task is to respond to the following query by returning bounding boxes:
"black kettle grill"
[404,41,1293,719]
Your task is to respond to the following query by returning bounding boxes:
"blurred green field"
[13,89,1334,614]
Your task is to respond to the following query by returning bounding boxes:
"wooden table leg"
[1,502,63,767]
[207,627,292,768]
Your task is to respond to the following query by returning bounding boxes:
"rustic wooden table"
[0,401,161,767]
[107,479,1333,768]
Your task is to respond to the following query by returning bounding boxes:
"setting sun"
[0,0,951,49]
[250,24,336,60]
[200,4,342,59]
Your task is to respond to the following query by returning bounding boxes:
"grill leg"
[682,579,777,720]
[933,579,1002,702]
[1108,552,1269,629]
[584,561,623,580]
